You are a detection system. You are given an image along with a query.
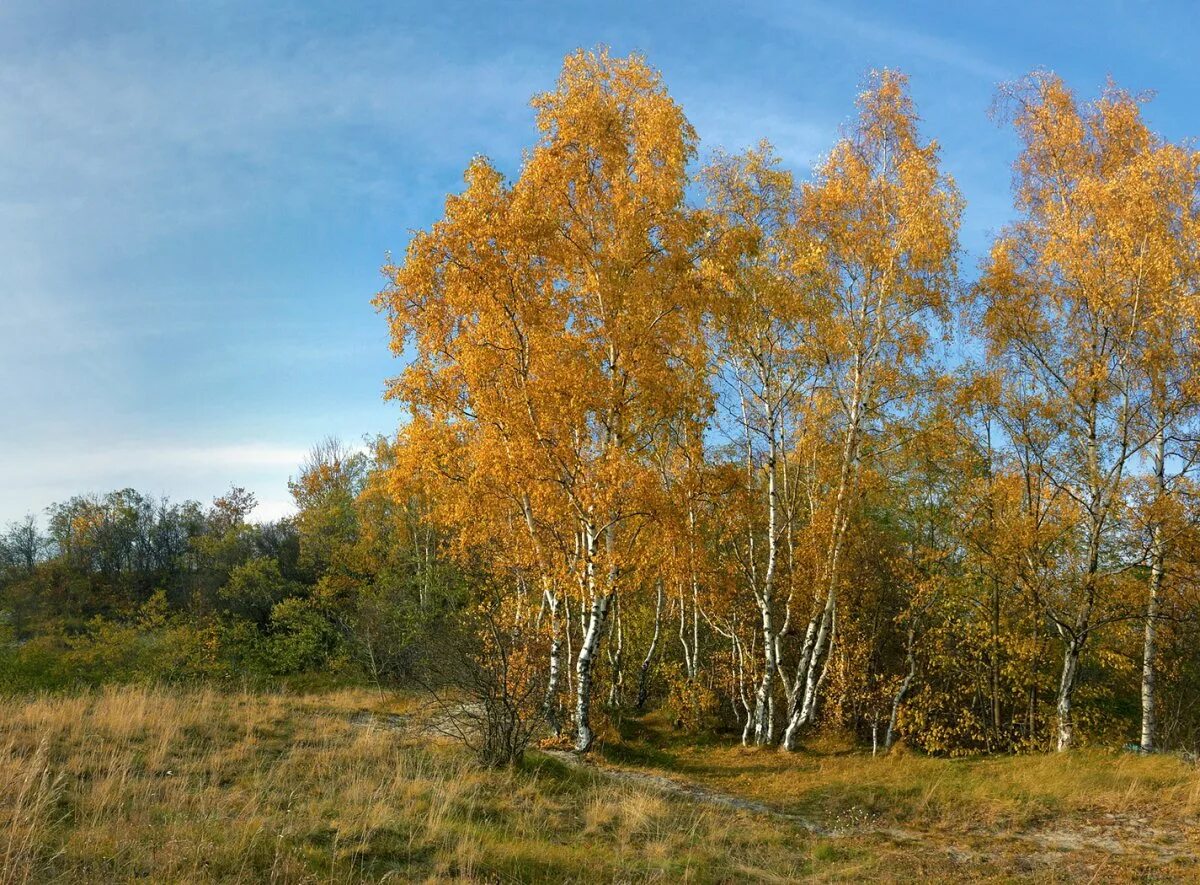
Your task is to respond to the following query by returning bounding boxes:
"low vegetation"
[0,686,818,883]
[1,686,1197,883]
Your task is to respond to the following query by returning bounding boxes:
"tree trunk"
[1142,573,1161,753]
[781,599,837,751]
[563,588,575,703]
[990,576,1002,738]
[784,617,818,726]
[779,630,814,750]
[1142,424,1166,752]
[606,599,624,707]
[636,582,664,710]
[984,414,1003,740]
[1056,636,1083,752]
[885,626,916,752]
[543,588,563,734]
[678,584,695,681]
[752,601,777,745]
[1027,682,1037,744]
[1141,561,1162,752]
[575,590,613,752]
[1057,375,1100,754]
[807,607,836,721]
[748,389,781,747]
[734,632,753,745]
[688,506,701,680]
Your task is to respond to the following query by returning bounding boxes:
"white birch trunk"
[752,601,777,745]
[636,581,664,710]
[575,589,612,751]
[782,343,864,751]
[1141,560,1162,752]
[803,602,836,723]
[781,598,835,749]
[884,626,916,752]
[780,614,818,749]
[575,518,617,752]
[543,586,563,734]
[738,634,754,746]
[678,584,695,682]
[563,585,575,703]
[751,391,781,746]
[606,599,624,707]
[1056,634,1083,752]
[1142,424,1166,752]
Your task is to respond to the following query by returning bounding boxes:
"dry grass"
[2,687,1198,882]
[606,714,1200,828]
[0,686,817,883]
[599,712,1200,879]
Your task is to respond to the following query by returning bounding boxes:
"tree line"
[0,441,460,691]
[377,49,1200,755]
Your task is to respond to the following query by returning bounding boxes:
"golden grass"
[1,686,1197,882]
[0,686,822,883]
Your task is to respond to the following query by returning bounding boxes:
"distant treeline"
[0,438,461,692]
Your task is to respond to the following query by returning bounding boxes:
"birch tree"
[704,144,811,745]
[980,73,1198,750]
[380,48,707,752]
[780,71,961,749]
[1118,112,1200,752]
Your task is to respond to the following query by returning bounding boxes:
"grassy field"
[1,686,1197,882]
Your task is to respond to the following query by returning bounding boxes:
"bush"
[662,663,721,732]
[265,597,340,675]
[422,601,548,767]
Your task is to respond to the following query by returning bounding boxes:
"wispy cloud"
[7,441,309,484]
[0,30,543,249]
[760,1,1011,84]
[0,23,542,523]
[689,102,831,170]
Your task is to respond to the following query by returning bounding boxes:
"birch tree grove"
[378,50,1200,756]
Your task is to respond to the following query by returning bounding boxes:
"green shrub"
[266,597,340,675]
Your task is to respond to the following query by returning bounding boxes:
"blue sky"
[3,0,1198,524]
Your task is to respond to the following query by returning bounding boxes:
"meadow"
[2,685,1197,883]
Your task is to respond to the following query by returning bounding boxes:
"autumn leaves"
[377,50,1200,754]
[978,74,1200,750]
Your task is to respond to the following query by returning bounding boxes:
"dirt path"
[537,745,833,834]
[348,709,1197,869]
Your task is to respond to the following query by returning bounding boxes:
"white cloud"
[14,441,311,483]
[2,440,312,522]
[246,496,298,524]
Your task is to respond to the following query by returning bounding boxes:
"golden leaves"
[378,47,707,605]
[373,51,1200,753]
